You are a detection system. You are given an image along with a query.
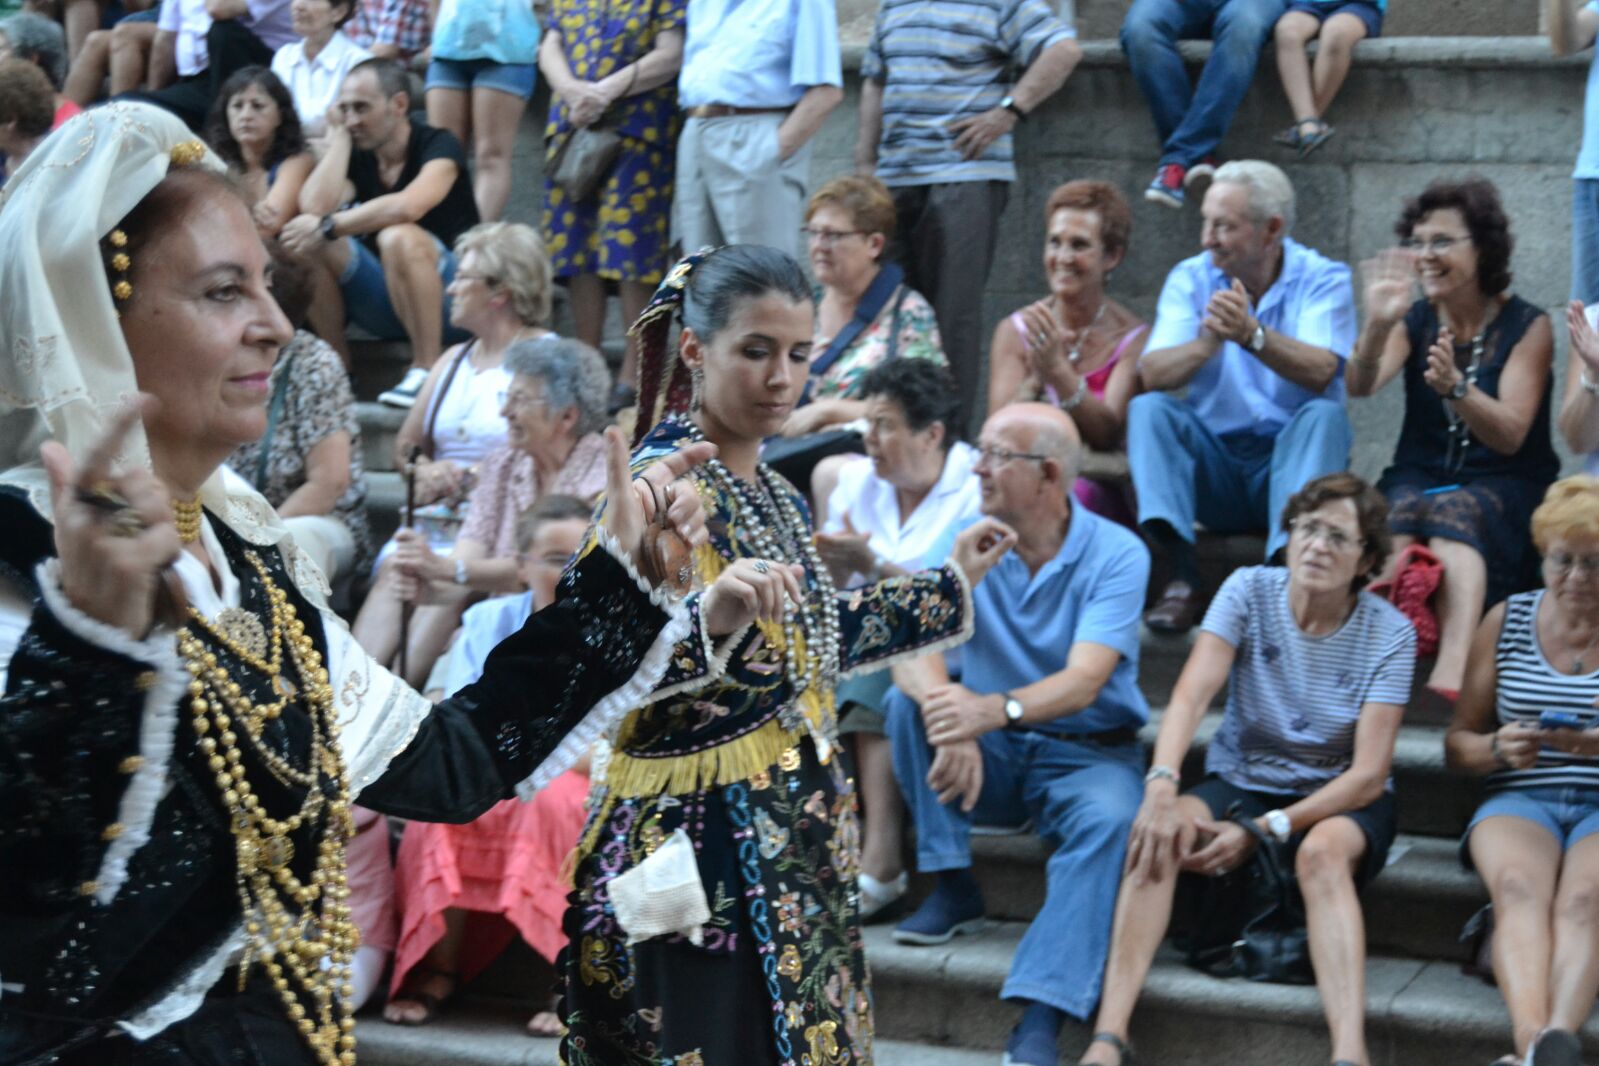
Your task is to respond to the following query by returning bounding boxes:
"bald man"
[883,404,1152,1066]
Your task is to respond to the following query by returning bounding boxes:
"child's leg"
[1273,10,1323,123]
[1311,12,1371,115]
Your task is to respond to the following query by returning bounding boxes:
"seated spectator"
[62,3,160,107]
[204,66,313,237]
[884,403,1147,1066]
[537,0,684,412]
[343,0,427,61]
[225,249,373,584]
[133,0,298,130]
[814,358,981,922]
[1350,178,1556,703]
[1081,473,1413,1066]
[0,12,80,126]
[1121,0,1285,207]
[1562,300,1599,469]
[856,0,1079,427]
[1271,0,1382,156]
[0,55,51,180]
[1445,476,1599,1066]
[782,175,946,440]
[1550,0,1599,306]
[356,336,609,687]
[424,0,540,222]
[385,495,596,1033]
[987,179,1146,527]
[283,57,481,408]
[268,0,369,136]
[1132,160,1354,632]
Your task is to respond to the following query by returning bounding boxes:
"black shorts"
[1186,773,1397,889]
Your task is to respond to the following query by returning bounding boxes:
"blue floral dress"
[541,0,683,285]
[558,418,974,1066]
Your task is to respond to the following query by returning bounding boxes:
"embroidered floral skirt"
[557,739,872,1066]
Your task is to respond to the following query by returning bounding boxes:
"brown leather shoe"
[1145,580,1201,633]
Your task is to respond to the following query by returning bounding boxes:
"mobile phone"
[1539,710,1589,730]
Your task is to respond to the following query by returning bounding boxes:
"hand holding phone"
[1539,709,1589,731]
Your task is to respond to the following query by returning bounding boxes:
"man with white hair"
[884,403,1150,1066]
[1130,160,1355,632]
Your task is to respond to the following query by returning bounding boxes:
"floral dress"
[810,285,945,401]
[558,417,974,1066]
[541,0,685,285]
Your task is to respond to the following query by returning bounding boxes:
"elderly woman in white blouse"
[815,357,981,921]
[268,0,371,137]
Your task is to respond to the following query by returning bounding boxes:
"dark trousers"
[126,19,275,130]
[890,179,1009,435]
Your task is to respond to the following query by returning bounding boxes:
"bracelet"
[1489,733,1511,770]
[1583,369,1599,396]
[453,557,469,586]
[1144,764,1179,787]
[1059,377,1088,412]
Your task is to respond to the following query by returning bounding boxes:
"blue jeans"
[336,234,464,343]
[1126,392,1352,558]
[1120,0,1287,167]
[1574,179,1599,303]
[884,687,1144,1019]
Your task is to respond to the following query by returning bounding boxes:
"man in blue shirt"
[884,402,1149,1066]
[1130,159,1355,632]
[673,0,843,258]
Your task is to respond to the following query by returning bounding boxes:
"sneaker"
[1144,164,1186,209]
[857,871,908,924]
[1526,1028,1581,1066]
[1185,155,1220,187]
[892,881,986,946]
[378,366,429,408]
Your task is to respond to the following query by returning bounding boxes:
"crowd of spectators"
[9,0,1599,1063]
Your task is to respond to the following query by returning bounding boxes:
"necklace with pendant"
[1064,298,1107,365]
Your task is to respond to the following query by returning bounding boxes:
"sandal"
[383,967,458,1026]
[1296,118,1336,158]
[1082,1032,1135,1065]
[526,992,566,1038]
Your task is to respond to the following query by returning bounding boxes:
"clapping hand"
[41,397,185,639]
[1018,299,1082,395]
[1362,248,1417,325]
[1568,300,1599,378]
[1422,328,1462,397]
[1203,278,1258,348]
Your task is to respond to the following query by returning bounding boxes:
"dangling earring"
[690,366,704,412]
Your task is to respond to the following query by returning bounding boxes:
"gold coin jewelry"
[172,497,204,543]
[177,551,358,1066]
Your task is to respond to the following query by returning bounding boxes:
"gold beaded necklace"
[177,551,358,1066]
[172,498,204,543]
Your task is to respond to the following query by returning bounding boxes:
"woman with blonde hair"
[1446,476,1599,1066]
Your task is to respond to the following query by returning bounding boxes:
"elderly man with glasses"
[882,401,1151,1066]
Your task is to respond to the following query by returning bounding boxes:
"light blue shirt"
[1579,1,1599,179]
[931,504,1151,735]
[431,0,541,65]
[678,0,842,108]
[441,590,534,696]
[1143,237,1356,437]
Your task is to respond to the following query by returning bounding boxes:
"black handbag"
[1180,804,1315,985]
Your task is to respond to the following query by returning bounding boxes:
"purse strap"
[254,349,296,491]
[802,262,905,405]
[422,342,473,454]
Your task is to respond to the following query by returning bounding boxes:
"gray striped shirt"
[1490,590,1599,792]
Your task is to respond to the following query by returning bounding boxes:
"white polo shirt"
[271,30,372,129]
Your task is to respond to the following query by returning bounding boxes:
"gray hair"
[1212,160,1296,234]
[505,336,611,436]
[1029,419,1081,485]
[455,221,552,327]
[0,12,67,90]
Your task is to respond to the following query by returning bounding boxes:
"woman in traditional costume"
[557,245,1016,1065]
[0,103,795,1066]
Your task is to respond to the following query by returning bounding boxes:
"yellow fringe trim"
[605,716,801,800]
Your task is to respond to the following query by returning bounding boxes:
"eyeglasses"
[454,271,498,286]
[800,226,866,247]
[975,444,1049,467]
[1398,235,1471,256]
[1545,552,1599,577]
[1288,517,1360,552]
[498,389,547,410]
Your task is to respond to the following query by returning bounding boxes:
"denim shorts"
[336,234,461,342]
[1462,785,1599,869]
[425,57,536,100]
[1284,0,1384,37]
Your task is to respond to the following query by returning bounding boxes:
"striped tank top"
[1491,589,1599,792]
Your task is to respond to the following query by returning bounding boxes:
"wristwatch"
[1448,378,1470,401]
[1246,322,1267,354]
[999,95,1026,121]
[1262,808,1292,844]
[1001,693,1025,729]
[1144,764,1180,787]
[319,214,339,242]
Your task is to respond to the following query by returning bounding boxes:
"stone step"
[865,923,1598,1065]
[918,832,1484,965]
[357,402,408,475]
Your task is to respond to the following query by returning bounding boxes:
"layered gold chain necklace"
[176,551,358,1066]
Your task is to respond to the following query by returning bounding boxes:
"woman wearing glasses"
[1349,177,1557,708]
[1445,477,1599,1066]
[1082,473,1414,1066]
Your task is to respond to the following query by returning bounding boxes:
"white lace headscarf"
[0,102,328,602]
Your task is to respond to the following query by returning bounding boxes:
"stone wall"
[510,36,1594,478]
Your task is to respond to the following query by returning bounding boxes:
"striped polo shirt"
[1202,567,1416,796]
[1490,590,1599,792]
[862,0,1074,186]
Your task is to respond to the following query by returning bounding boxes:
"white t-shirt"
[822,441,980,580]
[270,31,372,130]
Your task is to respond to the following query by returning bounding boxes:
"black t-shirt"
[348,121,479,249]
